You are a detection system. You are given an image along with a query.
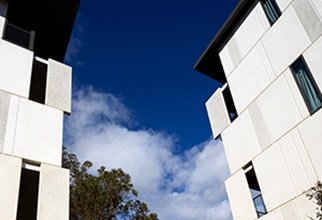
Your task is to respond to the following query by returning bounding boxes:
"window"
[2,22,35,50]
[261,0,281,25]
[16,168,40,220]
[291,57,322,114]
[222,86,238,122]
[29,58,48,104]
[244,163,267,218]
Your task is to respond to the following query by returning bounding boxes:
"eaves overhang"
[6,0,80,62]
[194,0,258,83]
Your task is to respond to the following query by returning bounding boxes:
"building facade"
[0,0,79,219]
[195,0,322,219]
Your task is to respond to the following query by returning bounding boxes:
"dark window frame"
[260,0,282,25]
[290,56,322,115]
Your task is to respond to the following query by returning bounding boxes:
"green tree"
[62,147,158,220]
[306,180,322,220]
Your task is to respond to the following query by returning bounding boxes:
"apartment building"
[0,0,79,219]
[195,0,322,219]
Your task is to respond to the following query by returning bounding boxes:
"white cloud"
[65,86,232,220]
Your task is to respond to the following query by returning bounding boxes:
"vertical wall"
[206,0,322,219]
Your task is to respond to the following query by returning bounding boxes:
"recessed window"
[244,163,267,218]
[29,59,47,104]
[2,22,35,50]
[222,86,238,122]
[16,168,40,220]
[291,57,322,114]
[261,0,281,25]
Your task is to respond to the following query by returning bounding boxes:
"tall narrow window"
[291,57,322,114]
[244,163,267,218]
[222,86,238,122]
[261,0,281,25]
[16,168,40,220]
[29,59,47,104]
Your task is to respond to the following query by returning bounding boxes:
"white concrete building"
[0,0,79,219]
[195,0,322,219]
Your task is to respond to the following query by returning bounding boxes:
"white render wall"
[37,164,69,220]
[2,95,63,166]
[208,0,322,219]
[0,154,21,220]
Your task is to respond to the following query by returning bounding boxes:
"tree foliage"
[306,180,322,220]
[62,147,158,220]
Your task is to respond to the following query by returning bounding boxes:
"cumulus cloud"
[65,86,232,220]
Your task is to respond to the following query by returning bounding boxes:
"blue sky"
[64,0,238,219]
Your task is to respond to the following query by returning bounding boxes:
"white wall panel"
[276,0,292,12]
[222,111,260,174]
[225,170,257,220]
[283,69,310,119]
[0,40,33,98]
[206,89,230,138]
[248,43,271,93]
[3,95,19,155]
[292,0,322,42]
[46,59,72,114]
[261,7,311,76]
[0,90,10,152]
[293,194,316,220]
[219,46,234,77]
[38,164,69,220]
[278,133,312,194]
[254,143,296,211]
[298,109,322,180]
[311,0,322,20]
[13,98,63,166]
[228,58,260,114]
[257,75,302,142]
[0,154,21,220]
[303,35,322,92]
[233,4,269,59]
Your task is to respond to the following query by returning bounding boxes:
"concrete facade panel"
[292,0,322,42]
[276,0,292,12]
[38,164,69,220]
[278,133,311,194]
[254,143,296,211]
[303,35,322,92]
[227,37,242,68]
[46,59,72,114]
[293,194,316,220]
[0,40,33,98]
[219,46,234,77]
[255,3,271,31]
[248,101,271,150]
[256,41,277,82]
[0,90,10,152]
[261,7,311,75]
[297,109,322,180]
[222,111,260,174]
[13,98,63,166]
[283,69,310,119]
[206,89,230,138]
[311,0,322,20]
[225,170,257,220]
[228,58,260,114]
[233,4,268,59]
[280,202,298,220]
[248,43,271,93]
[3,95,19,155]
[257,75,302,142]
[290,129,318,186]
[0,154,21,220]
